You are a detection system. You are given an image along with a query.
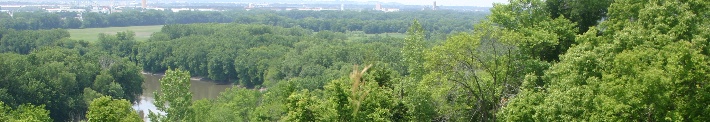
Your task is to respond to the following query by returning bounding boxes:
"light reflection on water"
[132,73,233,121]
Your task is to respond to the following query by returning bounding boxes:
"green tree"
[423,29,517,121]
[83,88,104,105]
[63,17,82,29]
[402,20,426,79]
[399,78,436,121]
[206,48,236,82]
[92,71,125,98]
[97,31,138,58]
[488,0,577,62]
[0,29,70,54]
[500,0,710,121]
[105,58,145,102]
[280,64,408,121]
[0,101,51,122]
[189,99,212,121]
[234,45,289,88]
[149,68,193,122]
[82,12,108,28]
[0,30,145,121]
[87,96,142,122]
[249,79,296,121]
[191,88,260,122]
[0,46,104,121]
[282,89,320,122]
[9,105,52,122]
[546,0,612,33]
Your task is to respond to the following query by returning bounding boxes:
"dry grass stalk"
[350,64,372,116]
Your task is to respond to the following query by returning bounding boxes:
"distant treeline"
[0,29,144,121]
[0,9,486,34]
[138,23,407,88]
[2,0,710,121]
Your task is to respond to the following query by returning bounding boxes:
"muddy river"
[132,73,233,120]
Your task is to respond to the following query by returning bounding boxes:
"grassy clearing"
[67,25,163,42]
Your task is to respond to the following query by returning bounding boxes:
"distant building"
[90,7,111,13]
[433,1,438,10]
[46,8,86,13]
[195,8,220,12]
[381,8,399,12]
[171,8,191,12]
[374,3,399,12]
[246,3,274,10]
[297,7,339,11]
[376,3,381,10]
[146,8,165,11]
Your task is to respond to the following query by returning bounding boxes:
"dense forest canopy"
[0,9,486,36]
[0,38,143,121]
[0,0,709,121]
[138,23,408,89]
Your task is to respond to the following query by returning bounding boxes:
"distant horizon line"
[0,0,500,7]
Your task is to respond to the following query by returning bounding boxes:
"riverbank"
[140,71,233,85]
[134,73,235,121]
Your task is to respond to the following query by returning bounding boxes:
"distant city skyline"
[0,0,509,7]
[354,0,508,7]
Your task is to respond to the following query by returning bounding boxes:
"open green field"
[67,25,163,42]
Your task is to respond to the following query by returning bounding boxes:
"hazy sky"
[353,0,509,7]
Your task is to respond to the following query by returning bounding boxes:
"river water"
[132,73,233,120]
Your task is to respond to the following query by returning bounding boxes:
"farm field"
[67,25,163,42]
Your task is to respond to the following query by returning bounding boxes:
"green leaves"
[489,0,550,30]
[87,96,141,122]
[0,29,70,54]
[283,90,319,122]
[189,88,261,122]
[3,103,52,122]
[546,0,612,33]
[500,0,710,121]
[424,28,519,121]
[275,64,411,122]
[97,31,138,58]
[150,68,193,122]
[0,36,146,121]
[215,88,260,121]
[234,45,289,88]
[402,20,426,79]
[489,0,578,62]
[92,71,123,98]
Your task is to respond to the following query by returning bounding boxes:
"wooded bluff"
[1,0,709,121]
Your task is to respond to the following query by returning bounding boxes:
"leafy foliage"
[0,45,144,121]
[546,0,613,33]
[0,101,51,122]
[500,0,710,121]
[87,96,141,122]
[150,68,193,122]
[402,20,426,79]
[489,0,578,62]
[2,10,485,37]
[0,29,69,54]
[3,2,709,121]
[191,88,260,122]
[138,23,408,88]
